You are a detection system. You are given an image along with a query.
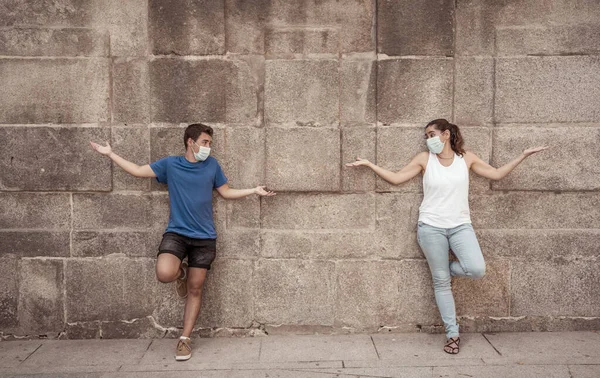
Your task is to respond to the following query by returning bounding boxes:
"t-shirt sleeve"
[214,160,228,189]
[150,157,170,184]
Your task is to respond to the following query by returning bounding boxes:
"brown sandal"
[444,337,460,354]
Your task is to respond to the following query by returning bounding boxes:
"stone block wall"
[1,0,599,339]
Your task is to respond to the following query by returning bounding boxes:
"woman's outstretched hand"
[90,141,112,156]
[345,157,371,167]
[523,146,548,157]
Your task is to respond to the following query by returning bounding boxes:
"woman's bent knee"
[470,264,486,280]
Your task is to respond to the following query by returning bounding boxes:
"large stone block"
[453,260,510,317]
[261,230,376,259]
[264,60,339,126]
[227,196,260,229]
[112,58,150,123]
[73,193,168,230]
[199,259,254,328]
[477,229,600,260]
[511,260,600,317]
[111,125,151,191]
[496,56,600,123]
[470,192,600,229]
[0,59,109,123]
[0,258,19,329]
[454,57,493,125]
[18,259,64,333]
[377,58,453,124]
[377,0,453,56]
[496,25,600,56]
[265,128,340,191]
[149,0,225,55]
[223,127,264,189]
[255,259,335,325]
[0,1,91,26]
[375,193,422,259]
[0,126,111,191]
[492,126,600,191]
[216,229,260,259]
[0,193,70,229]
[335,261,438,328]
[226,56,261,124]
[66,258,157,322]
[225,0,268,54]
[261,193,375,230]
[72,230,162,258]
[0,27,108,56]
[341,127,376,192]
[0,231,69,258]
[341,60,376,125]
[265,27,339,56]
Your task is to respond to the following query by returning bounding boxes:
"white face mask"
[193,142,211,162]
[426,136,445,154]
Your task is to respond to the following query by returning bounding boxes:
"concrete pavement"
[1,331,599,377]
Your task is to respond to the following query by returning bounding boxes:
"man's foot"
[176,261,188,298]
[175,336,192,361]
[444,336,460,354]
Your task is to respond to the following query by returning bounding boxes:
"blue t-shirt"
[150,156,227,239]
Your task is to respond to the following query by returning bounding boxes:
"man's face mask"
[193,141,211,162]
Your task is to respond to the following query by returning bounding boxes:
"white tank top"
[418,152,471,228]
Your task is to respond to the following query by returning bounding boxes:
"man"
[90,123,275,361]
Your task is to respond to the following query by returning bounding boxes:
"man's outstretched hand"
[90,141,112,156]
[255,186,276,196]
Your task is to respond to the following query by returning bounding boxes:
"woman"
[346,119,547,354]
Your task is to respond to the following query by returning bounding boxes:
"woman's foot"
[444,336,460,354]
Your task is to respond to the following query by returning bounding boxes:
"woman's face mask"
[426,135,445,154]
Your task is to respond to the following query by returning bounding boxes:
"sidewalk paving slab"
[431,364,571,378]
[0,341,44,368]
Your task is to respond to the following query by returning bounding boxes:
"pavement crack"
[20,343,43,364]
[482,333,503,356]
[370,335,381,359]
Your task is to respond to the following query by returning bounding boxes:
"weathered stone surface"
[112,58,150,123]
[226,57,261,124]
[225,0,267,54]
[200,259,254,328]
[73,193,168,230]
[455,0,600,56]
[496,25,600,56]
[477,229,600,259]
[377,0,453,56]
[0,126,111,191]
[342,127,376,192]
[492,126,600,191]
[66,258,156,322]
[149,59,227,123]
[375,193,422,259]
[227,196,260,229]
[0,258,19,329]
[149,0,224,55]
[511,260,600,317]
[265,27,339,56]
[72,230,162,258]
[261,193,375,230]
[496,57,600,123]
[264,60,339,126]
[18,259,64,333]
[0,59,109,123]
[64,321,100,339]
[255,259,335,325]
[93,0,148,56]
[261,230,376,259]
[453,260,509,317]
[111,125,150,191]
[216,229,260,259]
[377,59,453,124]
[223,127,264,189]
[471,193,600,229]
[335,261,438,328]
[0,193,70,229]
[341,60,376,125]
[265,128,340,191]
[0,27,108,56]
[0,231,69,258]
[459,316,600,334]
[454,57,493,125]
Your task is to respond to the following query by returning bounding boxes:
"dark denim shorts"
[158,232,216,270]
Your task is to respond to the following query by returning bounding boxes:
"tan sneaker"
[175,336,192,361]
[176,261,188,299]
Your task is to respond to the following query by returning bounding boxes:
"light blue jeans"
[417,221,486,339]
